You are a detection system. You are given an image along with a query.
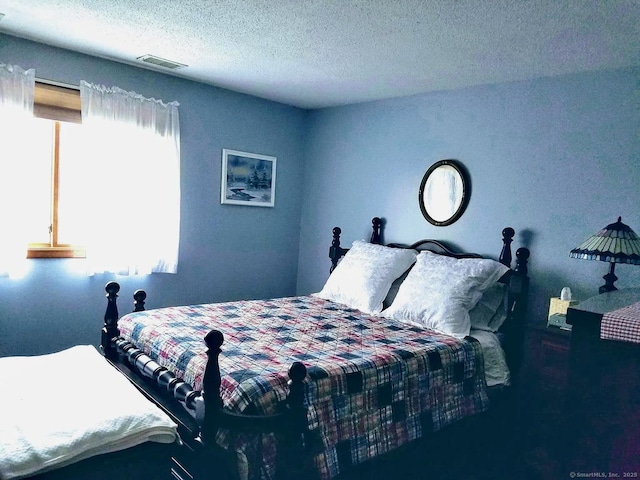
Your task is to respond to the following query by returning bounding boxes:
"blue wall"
[2,34,640,356]
[0,35,307,356]
[297,68,640,325]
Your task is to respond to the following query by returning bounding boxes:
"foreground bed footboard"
[100,282,314,480]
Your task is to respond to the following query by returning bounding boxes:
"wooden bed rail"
[330,219,529,274]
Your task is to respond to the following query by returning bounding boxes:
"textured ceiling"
[0,0,638,109]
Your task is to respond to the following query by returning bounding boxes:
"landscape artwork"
[221,149,276,207]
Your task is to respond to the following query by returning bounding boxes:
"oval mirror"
[418,159,470,226]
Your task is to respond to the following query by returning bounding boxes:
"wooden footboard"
[101,284,314,480]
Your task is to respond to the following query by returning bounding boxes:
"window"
[1,71,180,276]
[26,82,86,258]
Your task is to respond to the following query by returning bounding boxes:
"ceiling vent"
[136,54,187,70]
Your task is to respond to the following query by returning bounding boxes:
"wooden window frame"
[27,81,86,259]
[34,81,81,123]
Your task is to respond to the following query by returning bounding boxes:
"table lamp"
[569,217,640,294]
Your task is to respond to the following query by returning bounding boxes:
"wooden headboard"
[327,217,531,381]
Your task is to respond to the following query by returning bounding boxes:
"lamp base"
[599,283,618,294]
[599,263,618,294]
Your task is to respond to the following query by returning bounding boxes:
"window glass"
[57,121,89,245]
[25,117,54,244]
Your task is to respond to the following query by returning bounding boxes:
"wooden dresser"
[562,289,640,475]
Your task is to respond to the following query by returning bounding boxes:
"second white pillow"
[382,251,509,338]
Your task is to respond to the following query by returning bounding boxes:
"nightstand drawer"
[524,324,571,395]
[538,335,569,389]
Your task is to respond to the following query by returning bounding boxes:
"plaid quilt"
[118,295,489,479]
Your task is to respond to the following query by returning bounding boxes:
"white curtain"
[79,81,181,275]
[0,63,35,278]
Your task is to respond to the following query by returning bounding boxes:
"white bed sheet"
[469,329,511,387]
[0,345,178,480]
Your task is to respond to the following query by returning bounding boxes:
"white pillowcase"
[315,240,417,314]
[469,329,511,387]
[487,301,509,332]
[381,251,509,338]
[469,283,507,332]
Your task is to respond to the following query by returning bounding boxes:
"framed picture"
[221,149,277,207]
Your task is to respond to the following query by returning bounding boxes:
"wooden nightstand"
[517,323,572,478]
[523,323,571,398]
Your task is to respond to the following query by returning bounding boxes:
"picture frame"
[221,149,277,207]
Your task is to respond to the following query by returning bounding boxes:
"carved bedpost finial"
[105,281,120,319]
[201,329,224,441]
[133,289,147,312]
[204,329,224,350]
[332,227,342,247]
[500,227,515,267]
[371,217,382,244]
[287,361,307,411]
[515,247,530,277]
[101,282,120,357]
[329,227,343,273]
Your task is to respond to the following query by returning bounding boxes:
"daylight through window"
[26,82,86,258]
[2,75,181,275]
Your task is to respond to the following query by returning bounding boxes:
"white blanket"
[0,345,178,479]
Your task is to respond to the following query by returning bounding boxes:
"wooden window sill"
[27,246,86,259]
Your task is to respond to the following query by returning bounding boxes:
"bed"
[100,217,530,480]
[0,345,179,480]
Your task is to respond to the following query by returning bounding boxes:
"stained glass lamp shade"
[570,217,640,294]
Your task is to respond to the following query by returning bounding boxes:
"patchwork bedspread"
[118,295,489,479]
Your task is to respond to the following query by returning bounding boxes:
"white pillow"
[314,240,417,314]
[381,251,509,338]
[469,283,507,332]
